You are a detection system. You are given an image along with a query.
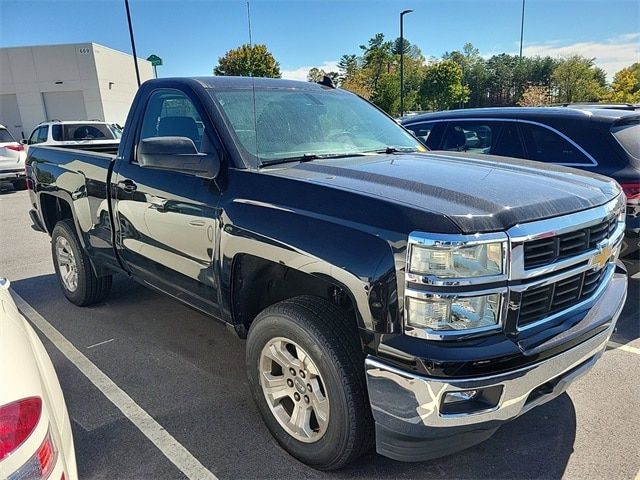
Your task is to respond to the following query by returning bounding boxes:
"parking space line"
[607,340,640,356]
[12,291,218,480]
[86,338,114,349]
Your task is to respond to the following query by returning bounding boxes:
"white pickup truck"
[24,120,122,154]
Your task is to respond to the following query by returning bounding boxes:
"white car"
[0,278,77,480]
[25,120,122,153]
[0,125,27,189]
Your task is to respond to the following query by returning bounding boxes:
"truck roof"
[174,76,334,91]
[38,120,116,125]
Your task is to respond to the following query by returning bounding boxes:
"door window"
[441,122,496,154]
[139,89,204,152]
[492,123,525,158]
[404,122,437,143]
[520,123,592,165]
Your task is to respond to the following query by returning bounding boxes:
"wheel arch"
[220,215,402,338]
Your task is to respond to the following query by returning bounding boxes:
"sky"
[1,0,638,81]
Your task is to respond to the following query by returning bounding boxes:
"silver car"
[0,125,26,189]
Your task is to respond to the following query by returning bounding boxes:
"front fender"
[219,198,403,333]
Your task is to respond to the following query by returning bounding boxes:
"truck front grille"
[523,216,616,269]
[517,268,607,327]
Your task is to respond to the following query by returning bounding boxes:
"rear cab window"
[59,124,116,141]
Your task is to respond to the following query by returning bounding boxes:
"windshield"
[209,87,423,165]
[109,124,123,139]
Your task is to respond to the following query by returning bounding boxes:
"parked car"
[25,77,627,469]
[24,120,122,154]
[0,124,27,190]
[0,278,77,480]
[401,107,640,258]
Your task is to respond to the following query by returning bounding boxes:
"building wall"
[93,44,153,126]
[0,43,152,138]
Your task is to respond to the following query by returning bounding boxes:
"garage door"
[42,91,87,122]
[0,94,23,139]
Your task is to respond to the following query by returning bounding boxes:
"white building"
[0,42,154,139]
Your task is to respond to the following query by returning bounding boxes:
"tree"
[518,85,551,106]
[607,63,640,103]
[551,55,605,103]
[214,44,281,78]
[372,72,401,114]
[443,42,488,107]
[419,60,469,111]
[360,33,394,92]
[307,68,339,84]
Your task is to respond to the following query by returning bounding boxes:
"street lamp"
[400,9,413,117]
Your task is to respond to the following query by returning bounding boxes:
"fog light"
[443,390,478,404]
[440,385,503,415]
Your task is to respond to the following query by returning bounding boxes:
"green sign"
[146,54,163,67]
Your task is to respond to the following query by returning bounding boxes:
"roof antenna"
[247,1,260,165]
[318,75,336,89]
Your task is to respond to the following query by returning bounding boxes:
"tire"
[51,219,112,306]
[246,295,374,470]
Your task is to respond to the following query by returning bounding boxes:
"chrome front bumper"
[365,271,627,461]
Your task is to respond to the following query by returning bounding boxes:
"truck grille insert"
[517,268,606,327]
[523,216,616,269]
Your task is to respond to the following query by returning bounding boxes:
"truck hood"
[266,152,621,233]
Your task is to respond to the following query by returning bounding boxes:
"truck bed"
[46,142,120,155]
[26,145,119,272]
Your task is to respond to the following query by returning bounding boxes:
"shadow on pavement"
[612,259,639,346]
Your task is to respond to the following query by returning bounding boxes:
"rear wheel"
[52,219,112,306]
[246,295,373,470]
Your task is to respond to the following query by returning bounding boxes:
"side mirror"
[137,136,220,179]
[20,139,28,145]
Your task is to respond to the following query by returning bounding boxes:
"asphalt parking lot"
[1,188,639,480]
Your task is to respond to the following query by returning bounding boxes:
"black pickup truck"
[26,77,628,470]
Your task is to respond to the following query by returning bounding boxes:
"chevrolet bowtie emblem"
[590,243,612,271]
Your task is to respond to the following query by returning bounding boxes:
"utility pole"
[519,0,526,59]
[400,9,413,117]
[125,0,141,87]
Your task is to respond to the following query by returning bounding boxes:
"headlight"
[409,242,504,278]
[406,293,501,331]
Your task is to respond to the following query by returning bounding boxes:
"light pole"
[400,9,413,117]
[124,0,141,87]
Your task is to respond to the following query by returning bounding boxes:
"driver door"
[113,88,222,315]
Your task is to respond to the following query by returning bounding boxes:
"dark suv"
[401,107,640,258]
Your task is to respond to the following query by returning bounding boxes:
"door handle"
[117,179,137,193]
[188,220,206,227]
[148,196,168,210]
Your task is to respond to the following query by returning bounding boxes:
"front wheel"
[246,296,373,470]
[51,219,112,306]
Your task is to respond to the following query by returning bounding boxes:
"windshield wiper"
[262,152,369,166]
[365,146,418,154]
